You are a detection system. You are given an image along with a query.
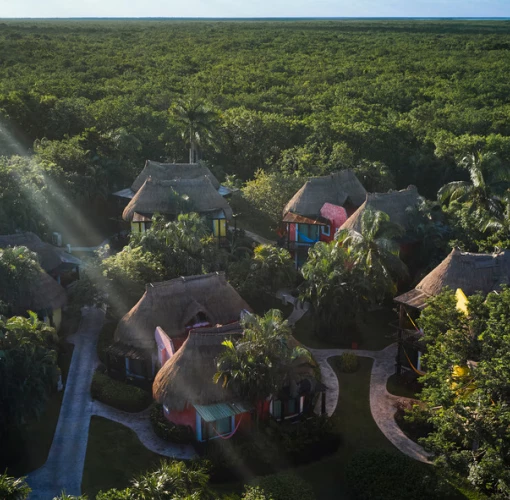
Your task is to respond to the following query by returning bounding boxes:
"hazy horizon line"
[2,16,510,21]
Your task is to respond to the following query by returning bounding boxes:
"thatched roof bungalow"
[9,270,68,330]
[284,170,367,218]
[395,248,510,311]
[0,232,81,282]
[132,161,221,193]
[113,161,229,199]
[114,272,250,352]
[152,323,252,441]
[282,171,367,268]
[394,248,510,375]
[340,185,422,233]
[123,176,233,222]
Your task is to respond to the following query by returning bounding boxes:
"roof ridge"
[146,272,224,290]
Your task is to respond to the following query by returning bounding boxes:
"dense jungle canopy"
[1,19,510,235]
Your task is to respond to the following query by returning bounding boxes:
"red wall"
[166,406,196,432]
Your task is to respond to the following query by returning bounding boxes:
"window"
[321,225,331,236]
[201,416,232,439]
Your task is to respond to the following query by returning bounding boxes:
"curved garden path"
[91,401,196,460]
[308,343,432,464]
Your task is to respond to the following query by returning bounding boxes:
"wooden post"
[321,391,326,416]
[396,303,404,375]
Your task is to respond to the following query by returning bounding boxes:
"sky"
[1,0,509,19]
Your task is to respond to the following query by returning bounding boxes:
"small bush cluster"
[251,472,316,500]
[394,400,433,443]
[91,371,151,412]
[334,352,359,373]
[267,415,340,464]
[149,403,194,444]
[346,450,449,500]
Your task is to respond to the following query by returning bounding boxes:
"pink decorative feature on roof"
[155,326,175,367]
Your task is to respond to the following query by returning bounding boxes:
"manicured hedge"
[345,450,449,500]
[149,403,194,444]
[91,371,151,413]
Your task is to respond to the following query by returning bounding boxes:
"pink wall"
[320,203,347,242]
[166,406,197,432]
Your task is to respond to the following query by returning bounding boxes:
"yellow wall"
[131,222,146,233]
[53,308,62,331]
[212,219,227,237]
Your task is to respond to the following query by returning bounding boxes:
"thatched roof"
[395,249,510,309]
[153,323,243,411]
[12,271,68,315]
[131,161,220,192]
[122,177,233,222]
[0,232,80,272]
[340,186,422,233]
[114,273,251,350]
[283,170,367,218]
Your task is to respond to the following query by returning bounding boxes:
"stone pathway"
[27,306,105,499]
[309,344,432,464]
[91,401,196,460]
[276,289,310,325]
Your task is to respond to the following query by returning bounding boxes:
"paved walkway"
[91,402,196,460]
[230,226,276,246]
[28,306,105,499]
[309,344,432,464]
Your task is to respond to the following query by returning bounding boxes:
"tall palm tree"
[0,473,31,500]
[171,97,218,163]
[438,151,509,218]
[335,208,408,299]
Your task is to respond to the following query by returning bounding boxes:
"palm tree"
[335,207,408,299]
[171,97,218,163]
[0,472,31,500]
[300,242,372,339]
[438,151,509,218]
[214,310,312,417]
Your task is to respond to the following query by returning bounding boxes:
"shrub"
[252,472,316,500]
[149,403,194,444]
[333,352,359,373]
[243,486,273,500]
[266,415,340,464]
[91,371,151,412]
[95,490,133,500]
[394,400,433,443]
[345,450,449,500]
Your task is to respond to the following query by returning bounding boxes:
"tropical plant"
[335,208,407,300]
[171,96,218,163]
[130,460,213,500]
[0,315,59,435]
[0,246,41,311]
[0,472,31,500]
[438,151,509,218]
[417,287,510,496]
[214,310,312,410]
[300,241,372,340]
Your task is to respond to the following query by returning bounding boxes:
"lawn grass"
[82,416,164,499]
[297,356,396,499]
[5,391,64,477]
[293,307,396,351]
[386,373,422,399]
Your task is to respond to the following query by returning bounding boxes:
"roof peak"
[146,272,225,291]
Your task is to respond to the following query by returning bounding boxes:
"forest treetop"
[2,20,510,200]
